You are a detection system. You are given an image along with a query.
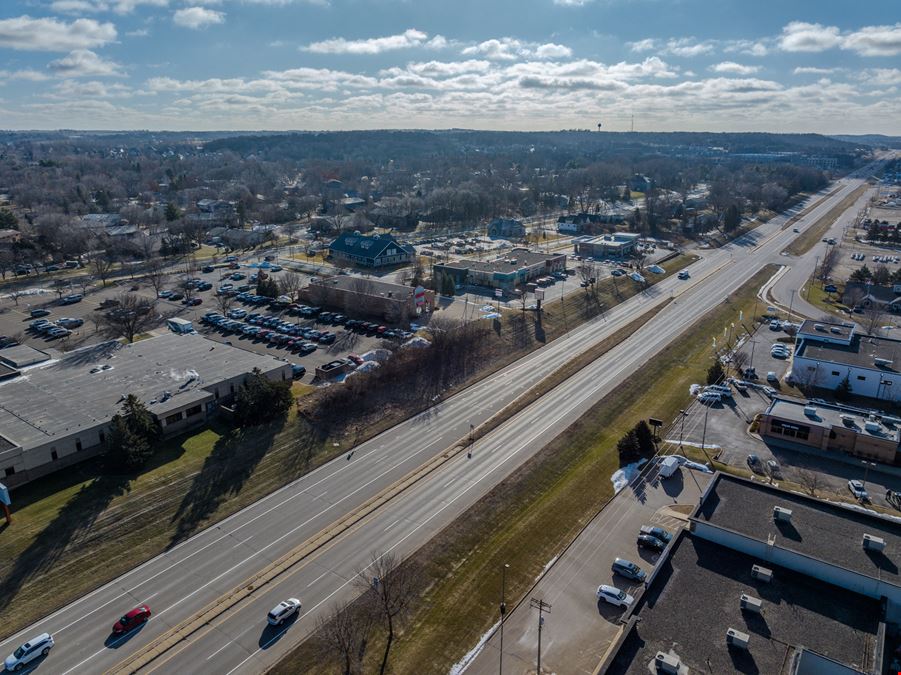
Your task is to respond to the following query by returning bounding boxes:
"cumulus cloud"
[302,29,431,54]
[49,49,124,77]
[843,24,901,56]
[627,38,657,53]
[462,38,529,61]
[863,68,901,86]
[778,21,842,52]
[710,61,759,75]
[535,43,573,59]
[51,0,169,13]
[625,37,713,57]
[0,69,51,82]
[174,7,225,29]
[793,66,838,75]
[0,16,117,52]
[553,0,593,5]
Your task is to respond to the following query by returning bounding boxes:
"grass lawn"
[782,184,869,257]
[802,282,850,319]
[273,264,780,675]
[0,256,693,640]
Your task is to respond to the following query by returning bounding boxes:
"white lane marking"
[206,641,232,661]
[306,570,330,588]
[383,519,399,532]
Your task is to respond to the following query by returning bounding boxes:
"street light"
[499,563,509,674]
[677,409,689,450]
[862,460,876,490]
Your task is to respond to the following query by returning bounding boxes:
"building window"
[5,466,15,477]
[770,419,811,440]
[230,383,235,394]
[165,412,183,425]
[832,371,840,376]
[75,438,82,452]
[857,375,867,381]
[185,405,202,418]
[214,389,220,400]
[807,366,815,371]
[99,431,106,444]
[51,450,58,461]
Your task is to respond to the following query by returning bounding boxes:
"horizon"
[1,0,900,134]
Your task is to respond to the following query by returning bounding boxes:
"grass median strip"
[271,264,780,675]
[782,183,869,256]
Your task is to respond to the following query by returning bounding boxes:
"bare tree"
[0,250,13,280]
[145,258,168,298]
[862,304,886,335]
[8,287,26,307]
[356,551,418,675]
[279,270,303,302]
[95,294,158,343]
[88,251,115,287]
[795,468,821,497]
[76,276,95,296]
[215,292,235,316]
[578,261,597,288]
[316,599,375,675]
[819,245,839,283]
[51,278,71,301]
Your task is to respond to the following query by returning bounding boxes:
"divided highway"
[0,174,874,675]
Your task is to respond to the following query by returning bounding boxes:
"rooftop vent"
[875,358,893,368]
[740,593,763,614]
[863,534,886,552]
[726,628,750,650]
[865,421,881,434]
[751,565,773,583]
[773,506,793,522]
[803,405,817,418]
[840,414,856,424]
[830,327,842,334]
[654,652,680,674]
[814,323,826,332]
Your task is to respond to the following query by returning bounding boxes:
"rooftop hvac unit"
[865,421,881,433]
[803,405,817,417]
[830,326,842,334]
[840,414,856,423]
[773,506,793,522]
[726,628,750,650]
[654,652,680,674]
[814,323,826,331]
[863,534,886,552]
[751,565,773,583]
[875,358,894,368]
[740,593,763,613]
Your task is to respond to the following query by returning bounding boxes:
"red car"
[112,605,151,634]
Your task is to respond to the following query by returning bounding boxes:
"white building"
[792,319,901,402]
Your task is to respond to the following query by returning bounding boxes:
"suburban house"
[573,232,640,258]
[792,319,901,401]
[327,231,415,268]
[842,282,901,313]
[433,248,566,292]
[487,217,526,239]
[556,212,624,235]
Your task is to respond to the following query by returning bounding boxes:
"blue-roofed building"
[327,231,415,268]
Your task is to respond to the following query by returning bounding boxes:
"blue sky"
[0,0,899,133]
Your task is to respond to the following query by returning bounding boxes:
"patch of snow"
[663,440,721,451]
[360,348,391,363]
[611,459,646,493]
[449,620,501,675]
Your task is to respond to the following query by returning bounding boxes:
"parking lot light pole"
[677,410,689,450]
[499,563,509,674]
[862,460,876,490]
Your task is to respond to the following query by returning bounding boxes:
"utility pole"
[529,598,551,674]
[677,409,689,449]
[788,289,796,320]
[699,402,713,466]
[499,563,509,674]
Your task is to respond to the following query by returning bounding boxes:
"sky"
[0,0,899,134]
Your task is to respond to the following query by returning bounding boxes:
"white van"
[704,384,733,398]
[659,456,681,478]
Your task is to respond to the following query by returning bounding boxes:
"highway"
[0,172,875,675]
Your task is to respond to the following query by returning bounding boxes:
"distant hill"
[830,134,901,148]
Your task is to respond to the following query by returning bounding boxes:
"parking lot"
[0,259,414,384]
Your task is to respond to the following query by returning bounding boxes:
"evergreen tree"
[257,277,280,298]
[617,430,642,464]
[707,358,725,385]
[835,375,852,402]
[0,209,17,229]
[633,420,656,456]
[234,368,294,426]
[165,202,180,222]
[850,266,872,282]
[105,395,159,471]
[723,203,741,232]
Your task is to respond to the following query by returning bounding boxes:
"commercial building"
[327,231,415,268]
[0,334,292,489]
[433,248,566,292]
[603,474,895,675]
[573,232,640,258]
[301,276,435,320]
[792,319,901,402]
[759,396,901,463]
[486,217,525,239]
[556,212,624,235]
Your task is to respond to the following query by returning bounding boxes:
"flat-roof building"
[760,395,901,463]
[573,232,639,259]
[603,474,895,675]
[302,276,435,320]
[0,334,291,488]
[793,319,901,402]
[433,248,566,292]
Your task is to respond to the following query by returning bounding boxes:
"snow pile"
[401,336,431,349]
[355,361,381,373]
[611,459,646,493]
[360,348,391,363]
[689,383,702,396]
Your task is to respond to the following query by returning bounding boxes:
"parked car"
[158,289,174,298]
[611,558,646,582]
[824,284,838,293]
[182,297,202,306]
[848,479,869,501]
[202,265,215,273]
[766,371,779,383]
[291,364,306,379]
[640,525,672,543]
[766,459,782,478]
[4,633,54,671]
[677,271,690,280]
[60,293,83,305]
[267,598,301,625]
[30,308,51,318]
[596,584,634,608]
[57,317,84,328]
[169,292,184,301]
[746,454,763,473]
[637,534,666,551]
[112,605,151,634]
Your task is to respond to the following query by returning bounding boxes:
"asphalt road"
[0,171,878,675]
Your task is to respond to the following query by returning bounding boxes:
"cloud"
[710,61,759,75]
[793,66,837,75]
[174,7,225,29]
[50,0,169,13]
[627,38,657,53]
[47,79,133,99]
[778,21,841,52]
[0,16,117,52]
[302,29,430,54]
[48,49,124,77]
[842,24,901,57]
[462,37,528,61]
[126,28,150,37]
[625,37,713,57]
[723,39,770,56]
[535,43,573,59]
[862,68,901,86]
[553,0,592,5]
[0,69,51,82]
